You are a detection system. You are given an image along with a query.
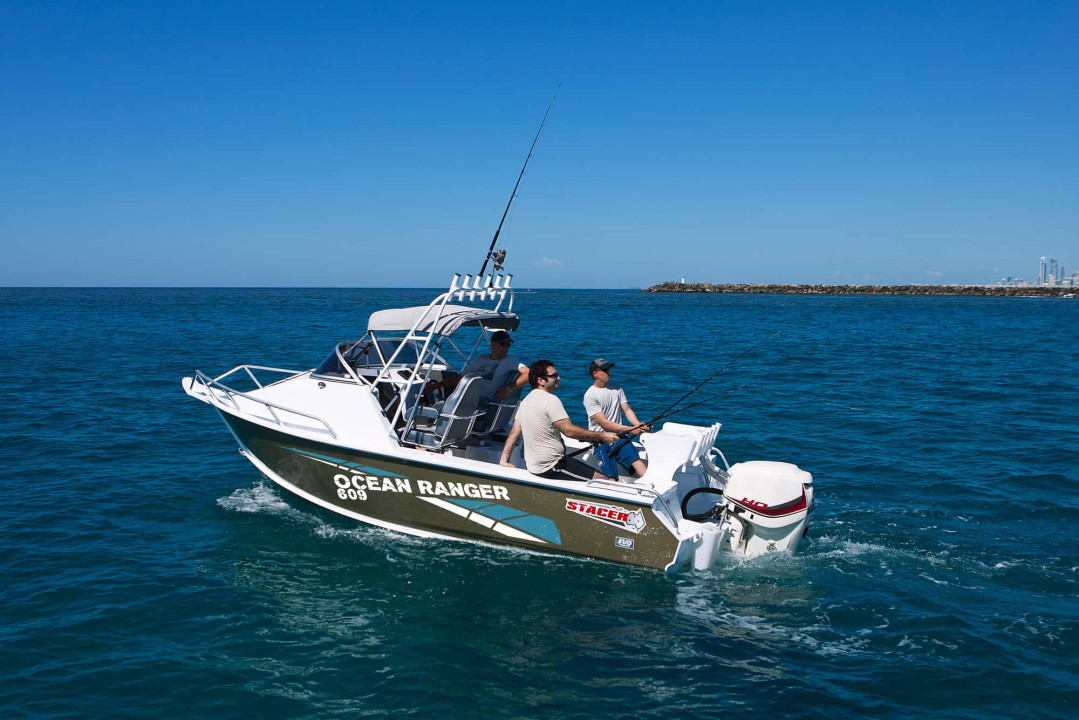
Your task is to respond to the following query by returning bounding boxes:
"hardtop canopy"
[366,304,520,337]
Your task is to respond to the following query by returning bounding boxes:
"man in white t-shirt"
[583,358,650,478]
[500,360,618,481]
[425,330,529,403]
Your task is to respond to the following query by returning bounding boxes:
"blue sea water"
[0,287,1076,719]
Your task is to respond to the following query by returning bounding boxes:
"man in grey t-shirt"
[461,330,529,403]
[425,330,529,403]
[500,360,618,480]
[583,358,649,478]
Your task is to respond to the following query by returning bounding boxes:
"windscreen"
[313,339,421,378]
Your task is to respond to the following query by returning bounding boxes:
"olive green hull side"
[222,413,683,571]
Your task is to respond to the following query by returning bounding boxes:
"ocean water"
[1,287,1075,719]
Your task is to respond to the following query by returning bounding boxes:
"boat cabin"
[312,274,522,452]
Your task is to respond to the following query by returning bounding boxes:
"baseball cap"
[491,331,514,344]
[589,358,614,372]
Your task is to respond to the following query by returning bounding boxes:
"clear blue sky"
[1,1,1076,287]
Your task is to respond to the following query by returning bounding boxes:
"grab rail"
[190,369,338,439]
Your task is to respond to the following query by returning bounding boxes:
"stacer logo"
[565,499,646,534]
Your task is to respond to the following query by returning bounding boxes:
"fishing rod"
[645,329,782,429]
[646,382,748,427]
[565,330,782,460]
[478,85,560,276]
[573,383,748,461]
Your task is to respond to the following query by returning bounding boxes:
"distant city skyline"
[998,255,1077,288]
[1,2,1076,288]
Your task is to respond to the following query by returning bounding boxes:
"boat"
[183,272,815,572]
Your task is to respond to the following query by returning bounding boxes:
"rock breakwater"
[642,282,1071,297]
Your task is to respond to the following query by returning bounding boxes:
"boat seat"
[473,389,522,439]
[403,374,485,450]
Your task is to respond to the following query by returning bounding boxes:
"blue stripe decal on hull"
[443,499,560,544]
[444,499,491,510]
[281,446,404,478]
[474,504,528,521]
[504,516,561,546]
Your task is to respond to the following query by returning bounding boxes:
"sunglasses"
[543,372,560,379]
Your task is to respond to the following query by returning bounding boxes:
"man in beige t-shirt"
[500,360,618,481]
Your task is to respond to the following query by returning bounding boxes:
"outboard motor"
[723,461,813,555]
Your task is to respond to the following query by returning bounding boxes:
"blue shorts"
[594,439,641,478]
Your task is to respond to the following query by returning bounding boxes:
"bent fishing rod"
[478,85,560,276]
[568,383,748,460]
[645,329,783,429]
[640,381,748,428]
[566,330,782,459]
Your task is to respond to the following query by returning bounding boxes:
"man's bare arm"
[494,367,530,402]
[554,418,618,445]
[620,403,651,435]
[591,411,650,435]
[499,420,523,467]
[590,412,630,433]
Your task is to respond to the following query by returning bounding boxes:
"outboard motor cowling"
[723,461,813,555]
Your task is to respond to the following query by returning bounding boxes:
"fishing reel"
[490,247,507,271]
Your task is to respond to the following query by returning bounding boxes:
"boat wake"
[217,481,298,516]
[672,581,873,659]
[805,534,944,564]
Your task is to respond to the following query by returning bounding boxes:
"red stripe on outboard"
[732,487,807,517]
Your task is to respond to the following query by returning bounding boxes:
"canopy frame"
[366,273,517,440]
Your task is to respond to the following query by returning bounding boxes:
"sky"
[1,1,1076,287]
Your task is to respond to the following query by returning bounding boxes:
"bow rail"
[187,368,337,439]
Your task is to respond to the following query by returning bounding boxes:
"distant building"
[681,275,685,284]
[1040,256,1047,285]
